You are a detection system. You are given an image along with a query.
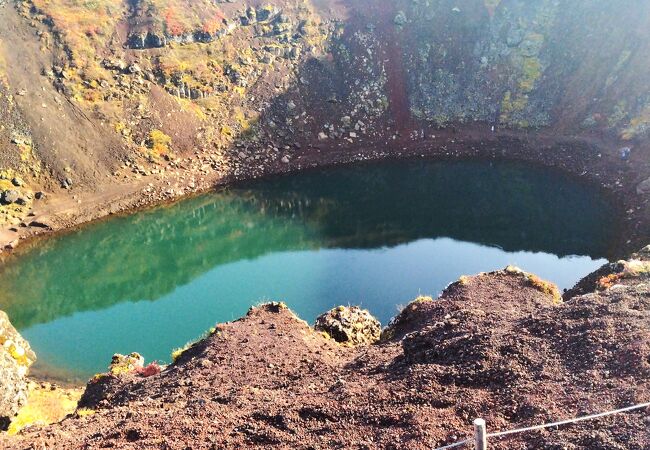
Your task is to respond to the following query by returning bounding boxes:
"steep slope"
[2,254,650,448]
[0,0,648,248]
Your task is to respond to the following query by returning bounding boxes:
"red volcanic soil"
[3,254,650,449]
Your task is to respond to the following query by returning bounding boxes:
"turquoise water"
[0,160,619,381]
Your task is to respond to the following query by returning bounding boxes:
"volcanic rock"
[0,311,36,430]
[314,305,381,345]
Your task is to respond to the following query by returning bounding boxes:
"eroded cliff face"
[0,0,648,236]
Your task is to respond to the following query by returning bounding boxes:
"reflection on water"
[0,160,619,380]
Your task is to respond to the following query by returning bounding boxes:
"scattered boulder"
[1,190,20,205]
[0,311,36,430]
[637,177,650,195]
[314,306,381,346]
[394,11,407,27]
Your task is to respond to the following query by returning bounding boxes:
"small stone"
[318,132,328,140]
[281,155,290,164]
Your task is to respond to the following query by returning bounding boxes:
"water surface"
[0,160,619,380]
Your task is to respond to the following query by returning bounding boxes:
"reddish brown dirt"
[3,262,650,449]
[368,0,414,133]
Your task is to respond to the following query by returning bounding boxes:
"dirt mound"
[2,261,650,449]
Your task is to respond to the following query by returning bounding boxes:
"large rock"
[1,190,20,205]
[636,177,650,195]
[0,311,36,430]
[314,306,381,346]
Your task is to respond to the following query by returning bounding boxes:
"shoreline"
[0,125,646,262]
[4,254,650,448]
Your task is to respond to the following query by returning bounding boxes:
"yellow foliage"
[500,91,529,125]
[621,104,650,140]
[147,129,172,157]
[8,383,82,435]
[29,0,123,67]
[519,57,542,93]
[0,179,13,191]
[526,274,562,304]
[178,98,207,120]
[171,343,191,362]
[76,408,95,417]
[220,125,233,137]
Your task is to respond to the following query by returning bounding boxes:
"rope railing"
[433,401,650,450]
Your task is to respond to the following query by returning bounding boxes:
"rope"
[432,401,650,450]
[488,401,650,438]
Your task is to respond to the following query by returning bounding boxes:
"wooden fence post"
[474,418,487,450]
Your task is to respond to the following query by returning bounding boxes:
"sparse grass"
[29,0,123,68]
[526,273,562,303]
[171,325,220,362]
[76,408,95,417]
[171,344,189,362]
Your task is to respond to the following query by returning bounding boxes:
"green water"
[0,160,619,381]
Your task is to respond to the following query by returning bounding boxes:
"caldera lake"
[0,159,620,381]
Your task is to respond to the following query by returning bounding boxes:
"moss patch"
[8,382,82,435]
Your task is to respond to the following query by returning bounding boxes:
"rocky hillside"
[2,248,650,448]
[0,0,649,250]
